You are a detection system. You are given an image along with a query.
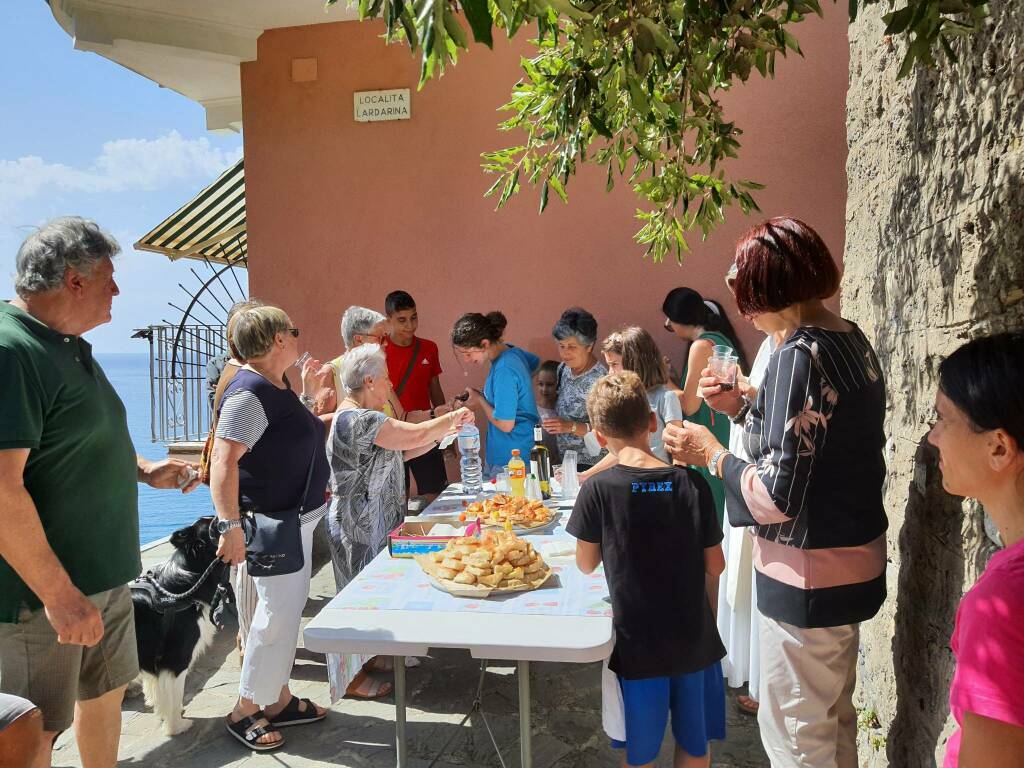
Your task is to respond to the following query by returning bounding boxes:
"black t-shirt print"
[567,464,726,679]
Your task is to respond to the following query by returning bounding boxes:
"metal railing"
[135,323,227,444]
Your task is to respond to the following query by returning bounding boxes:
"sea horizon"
[98,350,213,545]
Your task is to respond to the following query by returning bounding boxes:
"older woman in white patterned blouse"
[325,344,473,697]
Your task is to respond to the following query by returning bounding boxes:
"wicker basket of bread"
[415,530,552,597]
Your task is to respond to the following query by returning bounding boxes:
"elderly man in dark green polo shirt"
[0,217,200,768]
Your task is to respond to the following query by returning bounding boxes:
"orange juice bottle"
[507,450,527,497]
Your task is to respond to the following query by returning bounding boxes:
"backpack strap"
[394,338,421,399]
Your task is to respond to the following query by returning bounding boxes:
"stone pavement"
[53,550,768,768]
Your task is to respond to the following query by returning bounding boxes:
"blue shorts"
[610,662,726,766]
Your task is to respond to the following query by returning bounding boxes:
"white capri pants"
[758,616,859,768]
[238,517,318,706]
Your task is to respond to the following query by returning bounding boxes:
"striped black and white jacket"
[721,323,888,628]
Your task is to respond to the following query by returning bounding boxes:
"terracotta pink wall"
[241,15,848,397]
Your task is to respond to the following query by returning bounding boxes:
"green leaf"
[545,0,594,21]
[443,7,470,49]
[939,33,958,62]
[883,6,914,35]
[636,18,679,55]
[493,0,514,26]
[461,0,495,47]
[549,175,568,202]
[626,75,649,115]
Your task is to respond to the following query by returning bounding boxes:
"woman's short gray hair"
[552,306,598,347]
[339,344,388,393]
[14,216,120,298]
[341,306,386,348]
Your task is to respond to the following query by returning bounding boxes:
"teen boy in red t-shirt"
[384,291,448,502]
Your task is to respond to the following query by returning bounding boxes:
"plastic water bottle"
[458,423,483,494]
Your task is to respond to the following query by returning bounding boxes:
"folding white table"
[303,486,613,767]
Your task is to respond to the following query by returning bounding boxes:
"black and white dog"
[131,515,233,736]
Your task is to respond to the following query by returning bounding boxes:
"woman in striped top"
[664,217,887,768]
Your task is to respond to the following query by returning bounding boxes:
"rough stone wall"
[844,1,1024,764]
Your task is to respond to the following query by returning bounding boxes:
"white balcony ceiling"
[48,0,359,132]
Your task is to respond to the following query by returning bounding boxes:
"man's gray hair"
[341,305,386,348]
[338,343,388,393]
[14,216,120,298]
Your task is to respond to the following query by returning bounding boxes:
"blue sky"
[0,5,246,352]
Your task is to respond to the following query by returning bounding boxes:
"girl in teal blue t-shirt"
[451,312,539,475]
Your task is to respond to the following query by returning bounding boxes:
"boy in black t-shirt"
[566,372,726,768]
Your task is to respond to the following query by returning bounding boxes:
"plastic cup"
[709,354,738,391]
[295,351,312,369]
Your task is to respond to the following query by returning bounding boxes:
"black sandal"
[224,711,285,751]
[269,696,326,728]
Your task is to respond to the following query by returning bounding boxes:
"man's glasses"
[288,328,300,338]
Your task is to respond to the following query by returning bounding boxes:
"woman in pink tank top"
[928,332,1024,766]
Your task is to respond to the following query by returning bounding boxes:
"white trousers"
[238,517,317,706]
[758,616,859,768]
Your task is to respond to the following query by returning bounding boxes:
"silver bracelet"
[708,448,730,479]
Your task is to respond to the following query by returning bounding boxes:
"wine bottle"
[530,426,552,499]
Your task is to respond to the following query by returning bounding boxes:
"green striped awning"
[135,158,246,266]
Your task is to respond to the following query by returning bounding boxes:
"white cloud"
[0,131,242,212]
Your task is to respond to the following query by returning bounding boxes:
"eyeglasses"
[663,318,674,332]
[288,328,300,338]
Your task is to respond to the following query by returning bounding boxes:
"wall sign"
[354,89,411,122]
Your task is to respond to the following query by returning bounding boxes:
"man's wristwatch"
[708,448,730,479]
[570,422,578,435]
[216,518,243,534]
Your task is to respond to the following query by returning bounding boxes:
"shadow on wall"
[865,0,1024,762]
[887,438,965,766]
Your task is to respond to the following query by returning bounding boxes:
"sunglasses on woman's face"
[663,318,674,332]
[288,328,300,338]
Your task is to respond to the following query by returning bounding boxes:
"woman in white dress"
[717,335,773,714]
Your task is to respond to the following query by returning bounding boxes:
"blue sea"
[98,352,213,545]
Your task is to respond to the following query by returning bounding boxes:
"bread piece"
[429,551,445,563]
[466,551,492,566]
[435,566,457,580]
[505,579,526,588]
[466,564,493,577]
[454,544,478,556]
[477,573,503,587]
[442,557,466,572]
[453,570,477,585]
[511,553,534,567]
[524,560,544,575]
[494,562,514,576]
[508,566,525,581]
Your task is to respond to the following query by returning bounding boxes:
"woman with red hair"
[664,217,888,767]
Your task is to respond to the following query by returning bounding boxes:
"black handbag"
[242,447,318,577]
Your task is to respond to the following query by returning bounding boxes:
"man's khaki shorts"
[0,586,139,733]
